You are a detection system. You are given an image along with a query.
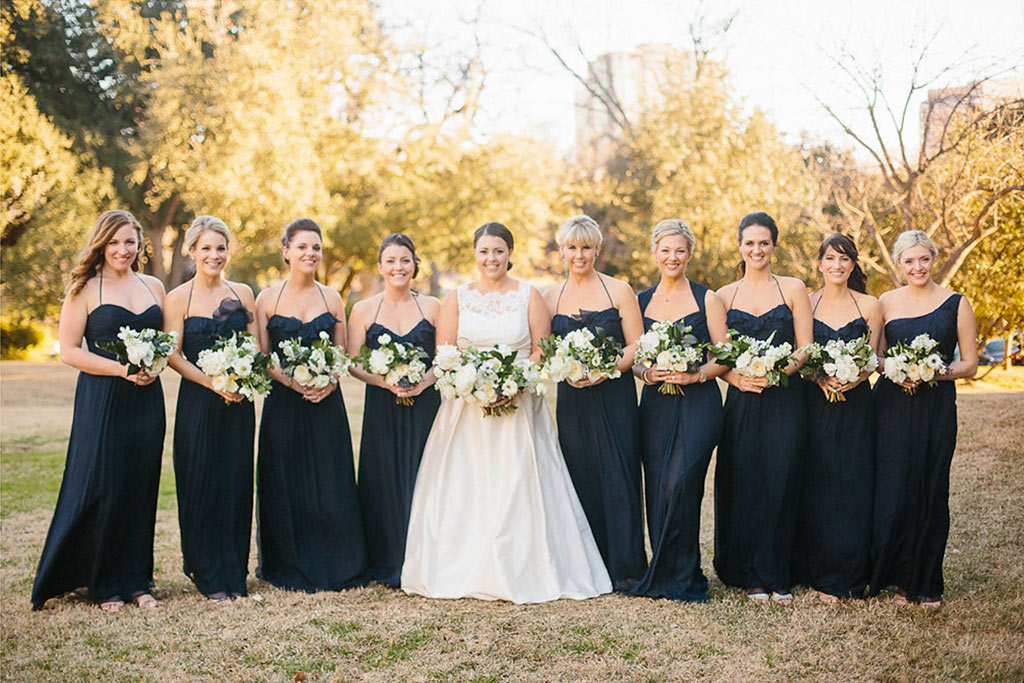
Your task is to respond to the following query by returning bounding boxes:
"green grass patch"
[0,449,65,518]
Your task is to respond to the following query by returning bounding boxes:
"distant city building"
[574,43,694,170]
[920,78,1024,156]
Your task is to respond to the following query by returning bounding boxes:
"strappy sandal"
[892,590,909,606]
[208,592,232,604]
[747,588,770,602]
[771,592,794,605]
[99,598,125,613]
[918,596,942,608]
[131,591,162,608]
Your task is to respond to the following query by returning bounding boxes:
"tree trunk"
[1004,331,1013,371]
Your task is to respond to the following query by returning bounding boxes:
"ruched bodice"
[457,282,532,355]
[182,299,250,363]
[883,294,960,362]
[85,304,163,359]
[726,303,795,345]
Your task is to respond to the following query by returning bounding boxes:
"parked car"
[979,336,1022,366]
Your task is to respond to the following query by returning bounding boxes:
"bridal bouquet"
[799,334,878,402]
[100,326,178,376]
[196,331,274,402]
[433,344,545,417]
[539,327,622,383]
[708,330,793,388]
[882,333,947,395]
[633,320,704,394]
[277,331,352,389]
[357,332,431,406]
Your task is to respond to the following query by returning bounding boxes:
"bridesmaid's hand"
[213,388,245,403]
[401,380,430,398]
[664,370,702,387]
[125,368,157,387]
[817,376,841,398]
[303,381,337,403]
[736,374,769,394]
[567,376,606,388]
[896,378,920,391]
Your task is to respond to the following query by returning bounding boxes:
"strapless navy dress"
[32,304,165,609]
[357,319,440,587]
[174,298,255,597]
[870,294,961,600]
[551,305,647,591]
[794,316,873,598]
[256,312,368,591]
[714,303,805,594]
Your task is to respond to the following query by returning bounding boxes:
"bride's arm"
[527,286,551,364]
[435,289,459,348]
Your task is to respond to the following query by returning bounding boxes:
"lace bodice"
[456,281,533,356]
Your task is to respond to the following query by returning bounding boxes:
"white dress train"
[401,281,612,603]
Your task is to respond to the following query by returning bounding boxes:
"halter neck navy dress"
[550,284,647,591]
[32,296,165,609]
[793,306,874,599]
[257,300,368,591]
[174,290,255,598]
[714,285,806,594]
[357,311,441,587]
[630,282,723,602]
[870,293,961,601]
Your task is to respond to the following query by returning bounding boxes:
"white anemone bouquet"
[633,320,704,394]
[538,327,622,384]
[799,334,878,402]
[277,331,352,389]
[196,331,274,402]
[708,330,794,388]
[357,332,431,406]
[882,333,947,395]
[100,326,178,376]
[433,343,545,417]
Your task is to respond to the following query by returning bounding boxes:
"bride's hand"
[488,395,515,409]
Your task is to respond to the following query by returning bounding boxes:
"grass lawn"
[1,361,1022,681]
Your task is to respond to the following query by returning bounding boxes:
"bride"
[401,222,612,603]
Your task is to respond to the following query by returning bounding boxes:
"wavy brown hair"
[66,210,145,297]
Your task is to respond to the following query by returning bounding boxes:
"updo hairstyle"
[378,233,421,279]
[473,221,515,271]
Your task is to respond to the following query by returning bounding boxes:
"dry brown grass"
[2,361,1023,682]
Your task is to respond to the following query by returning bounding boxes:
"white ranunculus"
[748,358,769,377]
[200,350,228,376]
[211,374,232,392]
[567,360,587,382]
[545,355,569,381]
[906,364,924,382]
[311,373,332,389]
[126,341,154,367]
[292,365,313,386]
[149,356,168,375]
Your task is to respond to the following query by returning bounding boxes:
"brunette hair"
[66,210,144,297]
[473,221,515,271]
[378,233,421,278]
[818,232,867,293]
[737,211,779,275]
[281,218,322,265]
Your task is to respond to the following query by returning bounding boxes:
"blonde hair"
[556,215,603,249]
[184,215,231,253]
[891,230,937,263]
[66,210,144,297]
[651,219,695,252]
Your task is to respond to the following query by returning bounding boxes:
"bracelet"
[699,368,707,383]
[641,368,654,385]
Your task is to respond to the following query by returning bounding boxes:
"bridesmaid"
[629,219,728,602]
[542,215,647,591]
[793,233,882,603]
[869,230,977,607]
[348,234,441,587]
[32,210,166,611]
[163,216,258,602]
[714,211,812,605]
[254,218,368,591]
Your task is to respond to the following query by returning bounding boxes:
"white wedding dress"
[401,281,612,603]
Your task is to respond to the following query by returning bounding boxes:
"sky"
[377,0,1024,158]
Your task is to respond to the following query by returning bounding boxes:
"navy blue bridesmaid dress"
[173,284,255,597]
[357,298,440,588]
[32,279,165,609]
[256,286,367,591]
[794,300,874,599]
[870,293,961,601]
[550,279,647,591]
[713,277,806,594]
[630,282,723,602]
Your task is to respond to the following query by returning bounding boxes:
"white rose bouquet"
[798,334,878,402]
[708,330,794,388]
[100,326,178,376]
[538,327,623,384]
[277,331,352,389]
[433,344,545,417]
[882,333,947,395]
[633,320,704,394]
[195,331,274,402]
[356,332,431,406]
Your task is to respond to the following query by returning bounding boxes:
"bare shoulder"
[414,292,441,316]
[852,290,881,314]
[777,275,808,294]
[717,281,739,298]
[877,286,905,306]
[163,282,189,309]
[255,282,282,309]
[139,273,166,296]
[703,286,725,309]
[600,273,637,299]
[226,280,256,301]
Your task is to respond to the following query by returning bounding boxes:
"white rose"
[439,383,457,400]
[149,356,168,375]
[377,332,392,345]
[568,360,587,382]
[454,364,477,395]
[735,351,754,373]
[369,348,393,375]
[545,356,569,381]
[435,345,461,371]
[906,364,924,382]
[748,358,769,377]
[211,374,232,392]
[883,356,905,382]
[920,365,935,382]
[292,365,313,386]
[126,341,153,367]
[501,378,519,397]
[311,373,332,389]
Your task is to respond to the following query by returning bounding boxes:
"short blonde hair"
[556,215,603,249]
[651,219,695,252]
[891,230,937,263]
[184,215,231,253]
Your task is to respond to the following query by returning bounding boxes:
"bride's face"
[475,235,510,280]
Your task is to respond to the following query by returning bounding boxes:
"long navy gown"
[257,288,367,591]
[630,282,723,602]
[870,293,961,601]
[550,280,647,591]
[357,302,441,588]
[794,303,874,599]
[714,279,806,594]
[173,287,255,597]
[32,287,165,609]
